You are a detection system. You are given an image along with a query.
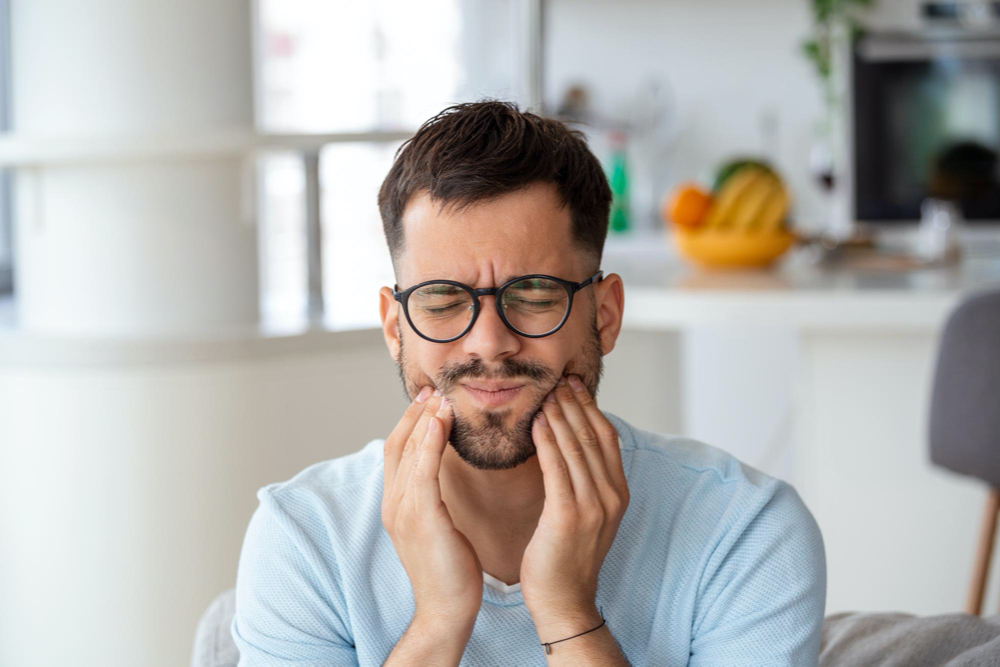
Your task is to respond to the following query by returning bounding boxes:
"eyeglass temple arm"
[577,270,604,291]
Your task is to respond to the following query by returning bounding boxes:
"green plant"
[801,0,874,108]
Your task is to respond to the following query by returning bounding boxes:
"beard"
[394,313,605,471]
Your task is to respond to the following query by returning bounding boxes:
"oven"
[852,7,1000,226]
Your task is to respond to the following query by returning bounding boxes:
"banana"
[701,167,767,231]
[751,182,790,234]
[730,175,780,233]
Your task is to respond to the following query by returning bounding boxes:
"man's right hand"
[382,386,484,630]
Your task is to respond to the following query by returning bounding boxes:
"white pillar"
[1,2,256,667]
[10,0,257,335]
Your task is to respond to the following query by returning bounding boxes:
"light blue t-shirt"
[231,411,826,666]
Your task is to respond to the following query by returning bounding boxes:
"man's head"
[377,100,624,472]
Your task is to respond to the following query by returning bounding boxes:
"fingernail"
[557,377,567,386]
[545,391,556,403]
[568,375,585,392]
[437,396,449,413]
[433,388,442,397]
[536,411,548,426]
[416,386,432,403]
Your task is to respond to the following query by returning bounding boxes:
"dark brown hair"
[377,99,612,279]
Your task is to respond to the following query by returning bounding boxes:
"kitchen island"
[604,228,1000,616]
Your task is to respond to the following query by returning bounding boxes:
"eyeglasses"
[392,271,604,343]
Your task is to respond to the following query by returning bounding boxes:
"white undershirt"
[483,570,522,594]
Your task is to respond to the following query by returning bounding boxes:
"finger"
[412,397,453,514]
[404,391,444,469]
[391,392,444,502]
[541,389,599,503]
[552,376,614,493]
[384,385,435,492]
[406,395,451,496]
[567,374,627,490]
[532,410,576,507]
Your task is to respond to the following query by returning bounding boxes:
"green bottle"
[607,130,630,233]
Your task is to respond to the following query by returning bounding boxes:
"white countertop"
[603,229,1000,332]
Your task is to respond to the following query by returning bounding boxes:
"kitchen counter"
[603,229,1000,332]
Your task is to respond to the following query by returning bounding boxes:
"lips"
[462,381,525,392]
[462,384,525,407]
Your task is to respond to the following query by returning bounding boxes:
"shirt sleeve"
[231,485,360,667]
[689,479,827,667]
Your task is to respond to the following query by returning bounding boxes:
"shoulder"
[253,438,387,540]
[605,409,780,492]
[603,413,826,660]
[265,437,385,495]
[603,410,823,551]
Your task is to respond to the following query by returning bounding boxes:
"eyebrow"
[421,273,537,287]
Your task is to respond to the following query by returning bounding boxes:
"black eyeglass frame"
[392,271,604,343]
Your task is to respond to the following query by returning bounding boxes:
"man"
[231,100,827,665]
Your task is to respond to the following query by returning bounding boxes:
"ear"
[379,286,402,363]
[594,273,624,356]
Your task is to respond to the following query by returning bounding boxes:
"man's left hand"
[521,373,630,636]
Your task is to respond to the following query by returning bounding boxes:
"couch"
[192,588,1000,666]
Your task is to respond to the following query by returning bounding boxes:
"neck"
[438,442,547,527]
[438,443,546,586]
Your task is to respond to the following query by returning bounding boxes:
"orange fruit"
[663,184,712,229]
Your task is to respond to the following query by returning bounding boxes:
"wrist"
[529,601,603,641]
[412,607,478,636]
[387,611,477,666]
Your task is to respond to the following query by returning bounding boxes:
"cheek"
[404,345,448,385]
[553,332,594,375]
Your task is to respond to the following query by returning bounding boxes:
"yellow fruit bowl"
[673,227,798,268]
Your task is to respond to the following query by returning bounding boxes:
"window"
[254,0,527,331]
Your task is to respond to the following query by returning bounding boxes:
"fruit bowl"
[663,159,798,269]
[673,227,798,268]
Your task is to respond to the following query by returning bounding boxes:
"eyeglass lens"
[407,278,570,341]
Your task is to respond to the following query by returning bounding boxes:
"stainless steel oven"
[852,9,1000,227]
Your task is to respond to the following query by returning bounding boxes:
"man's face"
[379,181,621,472]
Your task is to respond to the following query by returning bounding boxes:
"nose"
[460,294,520,360]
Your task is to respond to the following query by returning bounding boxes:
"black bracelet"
[540,606,606,655]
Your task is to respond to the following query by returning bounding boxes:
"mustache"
[437,358,551,391]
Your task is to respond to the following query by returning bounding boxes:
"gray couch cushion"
[191,588,239,667]
[193,588,1000,666]
[820,611,1000,666]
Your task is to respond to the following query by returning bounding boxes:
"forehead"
[398,181,582,286]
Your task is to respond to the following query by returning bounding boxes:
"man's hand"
[382,387,484,630]
[521,374,630,645]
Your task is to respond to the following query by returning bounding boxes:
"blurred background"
[3,0,1000,665]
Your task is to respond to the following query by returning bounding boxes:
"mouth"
[461,383,525,407]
